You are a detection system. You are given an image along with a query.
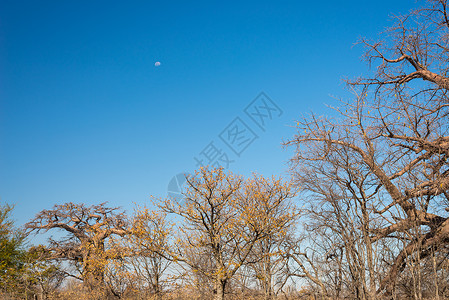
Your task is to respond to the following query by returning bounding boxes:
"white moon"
[154,61,161,67]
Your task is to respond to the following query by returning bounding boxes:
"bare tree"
[286,1,449,297]
[283,150,382,300]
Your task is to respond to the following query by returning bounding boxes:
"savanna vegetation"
[2,0,449,299]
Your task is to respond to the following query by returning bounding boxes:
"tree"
[0,203,27,297]
[24,245,66,300]
[243,175,299,300]
[130,207,173,300]
[286,0,449,297]
[154,167,297,300]
[26,202,129,297]
[282,149,381,299]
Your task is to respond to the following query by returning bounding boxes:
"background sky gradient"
[0,0,417,232]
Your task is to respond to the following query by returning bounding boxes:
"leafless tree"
[285,1,449,298]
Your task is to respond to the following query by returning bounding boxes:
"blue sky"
[0,0,417,229]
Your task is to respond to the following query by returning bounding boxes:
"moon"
[154,61,161,67]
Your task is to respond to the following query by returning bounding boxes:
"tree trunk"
[263,260,273,300]
[82,248,106,299]
[153,274,162,300]
[214,278,226,300]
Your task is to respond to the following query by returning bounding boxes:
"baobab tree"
[26,202,129,296]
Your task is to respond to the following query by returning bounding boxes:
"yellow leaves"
[142,167,297,284]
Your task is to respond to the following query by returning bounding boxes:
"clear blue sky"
[0,0,416,229]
